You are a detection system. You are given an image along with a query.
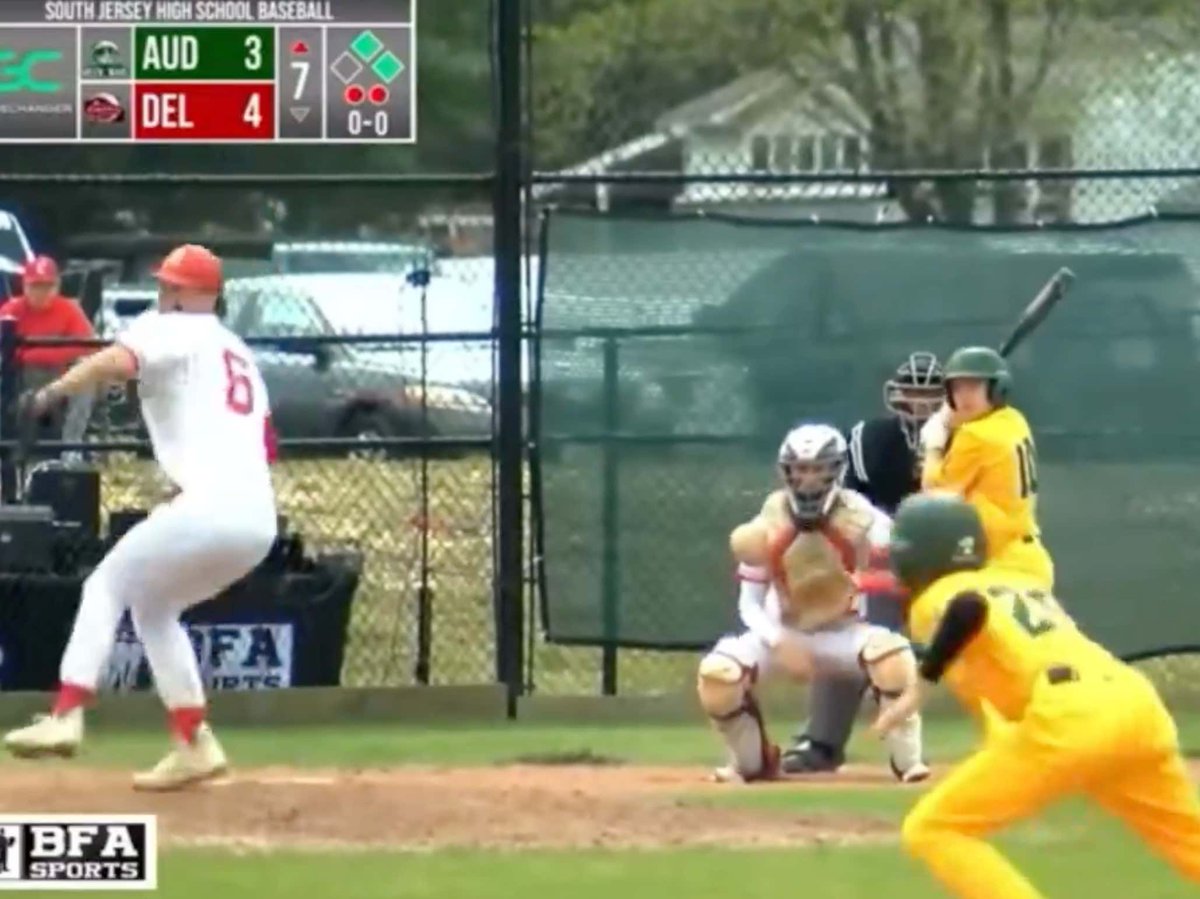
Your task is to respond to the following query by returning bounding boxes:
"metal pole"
[0,317,19,502]
[600,337,620,695]
[494,0,525,719]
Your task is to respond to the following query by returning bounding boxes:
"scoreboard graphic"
[0,0,415,143]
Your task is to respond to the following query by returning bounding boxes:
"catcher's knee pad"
[859,627,916,698]
[697,652,752,719]
[698,652,776,782]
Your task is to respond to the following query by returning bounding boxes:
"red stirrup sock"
[52,683,93,716]
[168,707,206,744]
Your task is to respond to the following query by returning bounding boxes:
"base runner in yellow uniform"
[874,493,1200,899]
[919,346,1054,588]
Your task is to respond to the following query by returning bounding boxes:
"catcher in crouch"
[696,423,930,783]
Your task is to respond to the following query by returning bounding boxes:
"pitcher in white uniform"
[3,244,278,791]
[696,423,930,783]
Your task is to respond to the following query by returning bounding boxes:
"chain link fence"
[521,2,1200,695]
[0,0,519,693]
[526,199,1200,695]
[5,2,1200,700]
[0,179,500,690]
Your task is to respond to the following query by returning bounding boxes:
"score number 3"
[223,349,254,415]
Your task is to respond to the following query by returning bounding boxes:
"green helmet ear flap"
[989,368,1012,404]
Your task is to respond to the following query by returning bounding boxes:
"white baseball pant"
[710,618,883,683]
[59,490,275,708]
[699,617,924,778]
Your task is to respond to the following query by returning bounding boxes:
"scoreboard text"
[0,1,414,142]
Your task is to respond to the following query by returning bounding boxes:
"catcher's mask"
[777,423,847,525]
[885,351,944,448]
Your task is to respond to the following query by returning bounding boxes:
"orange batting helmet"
[154,244,222,292]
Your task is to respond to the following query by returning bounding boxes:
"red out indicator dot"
[344,84,365,105]
[368,84,389,105]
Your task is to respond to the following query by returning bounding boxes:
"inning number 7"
[291,60,309,100]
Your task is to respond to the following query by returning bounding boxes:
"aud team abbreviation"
[45,1,335,22]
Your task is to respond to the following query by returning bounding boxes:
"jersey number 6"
[223,349,254,415]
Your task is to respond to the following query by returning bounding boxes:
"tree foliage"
[533,0,1196,222]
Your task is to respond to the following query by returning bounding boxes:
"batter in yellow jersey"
[876,493,1200,899]
[919,346,1053,587]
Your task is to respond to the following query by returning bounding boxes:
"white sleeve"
[848,420,870,483]
[866,506,893,553]
[117,312,188,379]
[735,563,782,647]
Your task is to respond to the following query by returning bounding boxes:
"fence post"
[0,317,18,502]
[600,336,620,695]
[493,0,525,718]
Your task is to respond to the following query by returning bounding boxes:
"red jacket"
[0,296,95,369]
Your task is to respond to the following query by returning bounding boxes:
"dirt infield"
[0,763,910,851]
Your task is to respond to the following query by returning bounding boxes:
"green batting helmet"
[943,346,1011,406]
[889,493,987,589]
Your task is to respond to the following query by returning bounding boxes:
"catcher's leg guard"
[860,627,930,783]
[697,650,778,782]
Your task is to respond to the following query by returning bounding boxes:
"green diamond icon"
[350,30,384,62]
[372,51,405,83]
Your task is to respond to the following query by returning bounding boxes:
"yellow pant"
[902,666,1200,899]
[991,537,1054,589]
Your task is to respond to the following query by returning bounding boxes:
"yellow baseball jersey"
[907,566,1118,721]
[903,564,1200,898]
[922,406,1047,576]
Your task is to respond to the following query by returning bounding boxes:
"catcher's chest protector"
[767,497,874,631]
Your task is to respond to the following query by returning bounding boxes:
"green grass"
[152,828,1199,899]
[26,710,1200,771]
[142,829,1200,899]
[10,714,1200,897]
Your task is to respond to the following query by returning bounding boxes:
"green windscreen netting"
[534,210,1200,660]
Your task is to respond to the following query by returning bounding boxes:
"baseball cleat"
[712,743,781,784]
[4,709,83,758]
[132,723,228,792]
[781,738,844,775]
[893,759,932,784]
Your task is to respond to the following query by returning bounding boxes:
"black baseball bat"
[997,267,1075,358]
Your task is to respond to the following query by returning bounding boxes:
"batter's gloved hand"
[918,404,951,454]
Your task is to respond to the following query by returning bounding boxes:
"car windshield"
[0,216,28,269]
[275,248,432,276]
[238,290,333,338]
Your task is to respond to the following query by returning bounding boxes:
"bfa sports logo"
[0,815,156,890]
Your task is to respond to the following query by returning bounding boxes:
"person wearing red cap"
[3,243,278,791]
[0,256,98,455]
[0,256,95,369]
